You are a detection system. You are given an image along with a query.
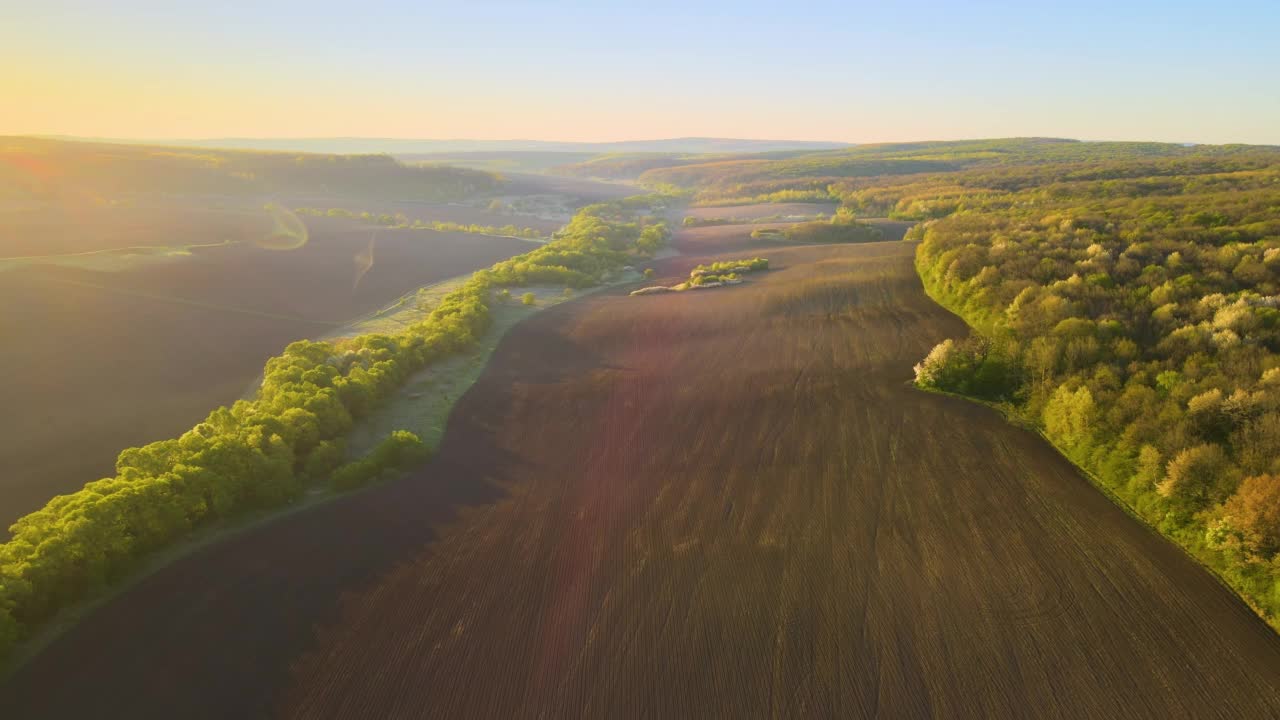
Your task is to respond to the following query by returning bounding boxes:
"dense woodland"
[898,148,1280,626]
[0,195,670,663]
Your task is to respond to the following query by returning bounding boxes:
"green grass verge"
[347,280,629,456]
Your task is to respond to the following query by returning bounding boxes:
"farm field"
[0,137,637,528]
[497,171,638,200]
[0,218,533,528]
[286,199,566,236]
[683,200,838,220]
[0,204,268,257]
[6,238,1280,718]
[10,2,1278,715]
[673,221,797,253]
[672,218,913,255]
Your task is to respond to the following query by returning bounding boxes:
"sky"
[4,0,1279,145]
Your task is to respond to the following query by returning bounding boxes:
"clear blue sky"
[4,0,1278,144]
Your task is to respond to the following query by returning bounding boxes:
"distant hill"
[565,137,1280,192]
[1,136,501,204]
[398,151,601,174]
[39,135,851,156]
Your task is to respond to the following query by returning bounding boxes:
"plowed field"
[0,223,531,526]
[6,239,1280,719]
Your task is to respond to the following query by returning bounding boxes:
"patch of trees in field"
[682,216,733,227]
[632,257,769,295]
[749,213,885,244]
[759,220,884,245]
[0,197,671,664]
[691,185,835,207]
[682,212,830,228]
[688,257,769,286]
[294,207,545,239]
[909,153,1280,627]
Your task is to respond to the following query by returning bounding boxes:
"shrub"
[331,429,430,490]
[521,292,536,306]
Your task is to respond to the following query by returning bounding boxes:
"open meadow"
[7,229,1280,718]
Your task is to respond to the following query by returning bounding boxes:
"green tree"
[1158,444,1236,511]
[1224,475,1280,557]
[1043,385,1096,461]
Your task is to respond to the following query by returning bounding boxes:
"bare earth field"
[0,221,531,527]
[684,201,838,220]
[289,200,566,236]
[0,204,270,257]
[673,222,796,254]
[0,172,632,527]
[6,235,1280,718]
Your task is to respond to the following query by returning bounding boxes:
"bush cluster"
[687,258,769,286]
[330,431,430,491]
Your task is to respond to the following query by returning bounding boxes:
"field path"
[6,240,1280,718]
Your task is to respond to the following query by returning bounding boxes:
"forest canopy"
[902,145,1280,626]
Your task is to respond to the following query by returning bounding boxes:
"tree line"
[0,197,671,664]
[909,153,1280,627]
[293,207,546,239]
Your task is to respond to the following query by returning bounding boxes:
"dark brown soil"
[5,241,1280,719]
[0,224,532,527]
[0,204,270,257]
[672,222,795,255]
